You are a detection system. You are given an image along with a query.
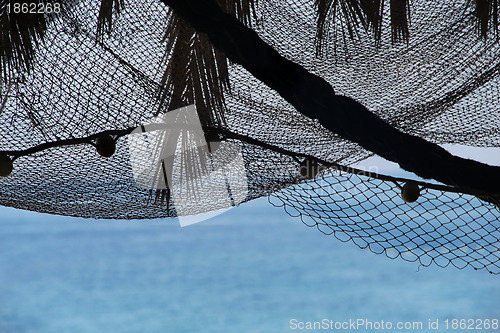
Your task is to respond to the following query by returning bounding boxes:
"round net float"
[0,153,13,177]
[401,181,420,203]
[95,134,116,158]
[300,158,320,180]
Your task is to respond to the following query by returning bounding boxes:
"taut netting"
[1,0,500,273]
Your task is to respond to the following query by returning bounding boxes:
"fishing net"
[269,170,500,274]
[0,0,499,273]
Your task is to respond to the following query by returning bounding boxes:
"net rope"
[1,0,499,273]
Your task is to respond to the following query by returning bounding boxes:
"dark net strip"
[1,126,499,274]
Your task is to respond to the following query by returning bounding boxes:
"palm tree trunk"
[161,0,500,195]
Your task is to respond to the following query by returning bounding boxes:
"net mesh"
[269,170,500,274]
[1,0,499,272]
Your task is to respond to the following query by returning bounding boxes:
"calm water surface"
[1,199,499,332]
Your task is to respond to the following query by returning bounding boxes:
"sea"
[0,198,499,333]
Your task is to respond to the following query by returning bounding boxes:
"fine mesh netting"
[1,0,500,272]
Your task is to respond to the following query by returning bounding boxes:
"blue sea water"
[0,198,499,333]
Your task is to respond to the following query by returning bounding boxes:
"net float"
[96,134,116,158]
[401,181,420,203]
[0,153,13,177]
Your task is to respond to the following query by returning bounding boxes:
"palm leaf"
[160,14,229,126]
[389,0,410,42]
[219,0,256,27]
[314,0,411,53]
[0,0,50,79]
[315,0,368,54]
[159,0,257,127]
[469,0,499,38]
[360,0,384,41]
[97,0,124,36]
